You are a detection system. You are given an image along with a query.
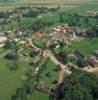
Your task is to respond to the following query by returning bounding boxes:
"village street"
[45,50,71,74]
[29,39,71,75]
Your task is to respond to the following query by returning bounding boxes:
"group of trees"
[11,70,35,100]
[5,50,19,60]
[0,11,9,18]
[32,19,53,32]
[50,70,98,100]
[77,57,88,68]
[20,5,60,18]
[86,25,98,37]
[59,13,91,27]
[53,50,68,64]
[23,10,39,17]
[4,40,16,49]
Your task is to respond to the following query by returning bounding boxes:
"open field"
[72,38,98,56]
[55,37,98,57]
[0,57,31,100]
[0,0,98,13]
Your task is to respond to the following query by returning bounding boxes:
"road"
[30,40,71,75]
[45,50,71,75]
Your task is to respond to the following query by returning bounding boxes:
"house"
[74,50,85,59]
[93,50,98,58]
[32,32,47,39]
[0,36,7,43]
[86,10,98,16]
[0,35,7,48]
[88,56,98,67]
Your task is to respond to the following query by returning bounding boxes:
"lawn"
[0,57,31,100]
[30,91,48,100]
[0,48,6,54]
[33,39,48,49]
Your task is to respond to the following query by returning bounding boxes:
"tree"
[7,61,18,70]
[84,17,89,26]
[59,13,64,23]
[4,40,16,49]
[23,77,35,95]
[11,87,27,100]
[50,70,98,100]
[77,57,88,68]
[5,50,19,60]
[57,51,68,64]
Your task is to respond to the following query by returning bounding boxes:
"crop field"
[0,0,98,13]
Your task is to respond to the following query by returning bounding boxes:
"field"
[33,39,48,49]
[72,38,98,56]
[0,0,98,13]
[55,38,98,57]
[0,57,31,100]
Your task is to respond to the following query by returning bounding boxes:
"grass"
[58,3,98,14]
[7,17,37,31]
[36,57,59,87]
[30,91,48,100]
[33,39,48,49]
[30,57,59,100]
[55,37,98,57]
[0,57,31,100]
[0,48,6,54]
[72,38,98,56]
[42,59,59,86]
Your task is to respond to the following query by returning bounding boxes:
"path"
[45,50,71,75]
[30,40,71,75]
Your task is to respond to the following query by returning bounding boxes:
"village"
[0,1,98,100]
[0,15,98,82]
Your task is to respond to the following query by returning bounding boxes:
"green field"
[33,39,48,49]
[30,91,48,100]
[72,38,98,56]
[0,53,59,100]
[55,37,98,57]
[0,57,31,100]
[0,0,98,14]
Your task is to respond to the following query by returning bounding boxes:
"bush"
[5,50,19,60]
